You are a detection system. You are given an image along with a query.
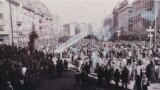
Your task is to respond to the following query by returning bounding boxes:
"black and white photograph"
[0,0,160,90]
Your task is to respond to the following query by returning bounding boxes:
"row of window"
[133,0,153,12]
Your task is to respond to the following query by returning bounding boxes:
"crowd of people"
[0,44,68,90]
[69,39,160,90]
[1,38,160,90]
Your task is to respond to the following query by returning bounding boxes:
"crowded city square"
[1,0,160,90]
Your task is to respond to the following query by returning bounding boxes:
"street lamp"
[117,30,121,42]
[9,1,14,46]
[146,26,155,49]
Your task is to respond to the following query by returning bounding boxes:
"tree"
[28,24,38,55]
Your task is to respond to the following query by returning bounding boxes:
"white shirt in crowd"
[129,51,132,57]
[142,77,148,85]
[128,65,132,76]
[122,58,127,65]
[136,65,141,76]
[149,50,152,56]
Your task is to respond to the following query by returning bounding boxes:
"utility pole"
[154,0,157,50]
[9,2,14,46]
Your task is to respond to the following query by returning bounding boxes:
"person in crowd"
[75,70,81,87]
[81,68,88,86]
[56,59,64,77]
[146,62,151,82]
[56,59,60,77]
[71,55,74,63]
[121,66,129,89]
[84,62,90,75]
[48,60,55,78]
[97,66,103,87]
[104,64,111,86]
[136,63,142,78]
[150,61,155,83]
[114,68,121,88]
[142,74,148,90]
[89,59,93,72]
[6,81,13,90]
[136,75,142,90]
[156,64,160,83]
[64,59,68,72]
[146,60,155,83]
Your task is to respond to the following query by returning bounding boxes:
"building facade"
[131,0,154,35]
[118,0,132,35]
[103,14,113,29]
[63,23,76,37]
[63,21,89,37]
[0,0,55,46]
[112,6,119,32]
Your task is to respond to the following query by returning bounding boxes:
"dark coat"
[114,69,121,83]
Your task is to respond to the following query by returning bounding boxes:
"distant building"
[63,23,76,37]
[103,14,113,31]
[63,22,88,37]
[118,0,132,35]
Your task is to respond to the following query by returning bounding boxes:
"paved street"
[36,69,127,90]
[37,71,75,90]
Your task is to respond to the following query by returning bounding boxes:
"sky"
[40,0,122,25]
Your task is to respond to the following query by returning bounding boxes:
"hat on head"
[7,81,11,85]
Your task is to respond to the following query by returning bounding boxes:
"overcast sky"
[41,0,121,25]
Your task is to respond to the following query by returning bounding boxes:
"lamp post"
[146,26,155,49]
[9,2,14,46]
[154,0,158,51]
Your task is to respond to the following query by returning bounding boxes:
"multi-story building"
[0,0,10,44]
[63,21,89,37]
[52,14,63,37]
[63,23,76,37]
[118,0,132,35]
[131,0,154,35]
[103,14,113,31]
[0,0,55,46]
[112,6,119,32]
